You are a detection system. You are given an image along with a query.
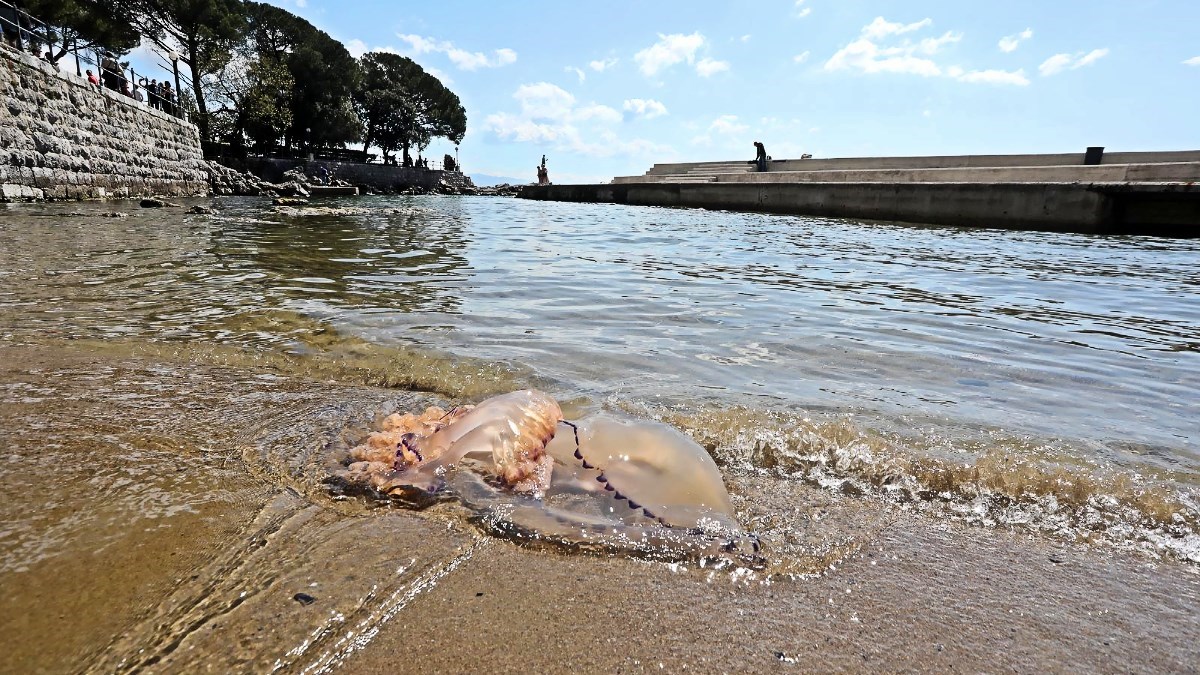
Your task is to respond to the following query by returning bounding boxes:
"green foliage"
[244,1,361,148]
[123,0,248,141]
[14,0,467,155]
[354,52,467,163]
[239,57,294,149]
[19,0,141,61]
[207,50,293,150]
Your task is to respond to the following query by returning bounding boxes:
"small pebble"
[293,592,316,606]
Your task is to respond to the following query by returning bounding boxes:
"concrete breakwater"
[0,44,209,201]
[520,152,1200,237]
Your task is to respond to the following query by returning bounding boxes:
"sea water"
[1,196,1197,562]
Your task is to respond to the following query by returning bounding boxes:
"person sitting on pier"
[752,141,769,172]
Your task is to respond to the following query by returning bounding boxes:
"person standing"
[161,81,174,116]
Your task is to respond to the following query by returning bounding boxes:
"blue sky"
[218,1,1200,181]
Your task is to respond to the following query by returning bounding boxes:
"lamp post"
[455,144,460,173]
[167,49,181,117]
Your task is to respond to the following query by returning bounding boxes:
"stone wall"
[221,156,459,191]
[0,45,209,201]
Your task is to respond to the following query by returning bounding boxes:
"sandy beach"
[2,341,1196,673]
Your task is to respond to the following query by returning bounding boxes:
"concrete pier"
[519,152,1200,237]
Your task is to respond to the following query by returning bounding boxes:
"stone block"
[0,183,44,201]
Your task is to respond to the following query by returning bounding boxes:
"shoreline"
[1,341,1197,673]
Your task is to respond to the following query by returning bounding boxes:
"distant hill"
[470,173,526,186]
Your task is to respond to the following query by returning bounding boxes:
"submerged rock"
[140,198,182,208]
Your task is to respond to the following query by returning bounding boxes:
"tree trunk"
[187,34,209,141]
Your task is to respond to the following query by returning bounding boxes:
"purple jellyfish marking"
[562,420,667,526]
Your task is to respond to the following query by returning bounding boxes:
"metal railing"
[202,141,455,171]
[0,0,189,120]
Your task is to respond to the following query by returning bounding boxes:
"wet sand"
[1,342,1196,673]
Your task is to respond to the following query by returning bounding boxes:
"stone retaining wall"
[0,45,209,201]
[220,156,455,191]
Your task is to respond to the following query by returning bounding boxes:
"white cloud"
[696,57,730,77]
[634,32,706,76]
[917,31,962,54]
[1076,48,1109,67]
[566,66,586,83]
[794,0,812,19]
[709,114,748,135]
[346,39,367,58]
[793,51,810,64]
[740,34,752,43]
[512,82,576,120]
[861,17,932,40]
[826,36,943,77]
[998,28,1033,53]
[954,68,1030,85]
[1039,48,1108,76]
[1186,56,1200,66]
[589,57,618,72]
[396,34,517,70]
[574,103,622,124]
[826,17,1025,85]
[623,98,668,119]
[1038,53,1073,76]
[484,83,668,158]
[691,115,753,148]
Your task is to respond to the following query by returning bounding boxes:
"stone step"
[708,162,1200,184]
[657,176,718,183]
[617,162,1200,185]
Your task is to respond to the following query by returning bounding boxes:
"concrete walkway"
[523,151,1200,236]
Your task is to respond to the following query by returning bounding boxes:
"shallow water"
[2,198,1198,544]
[0,196,1198,670]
